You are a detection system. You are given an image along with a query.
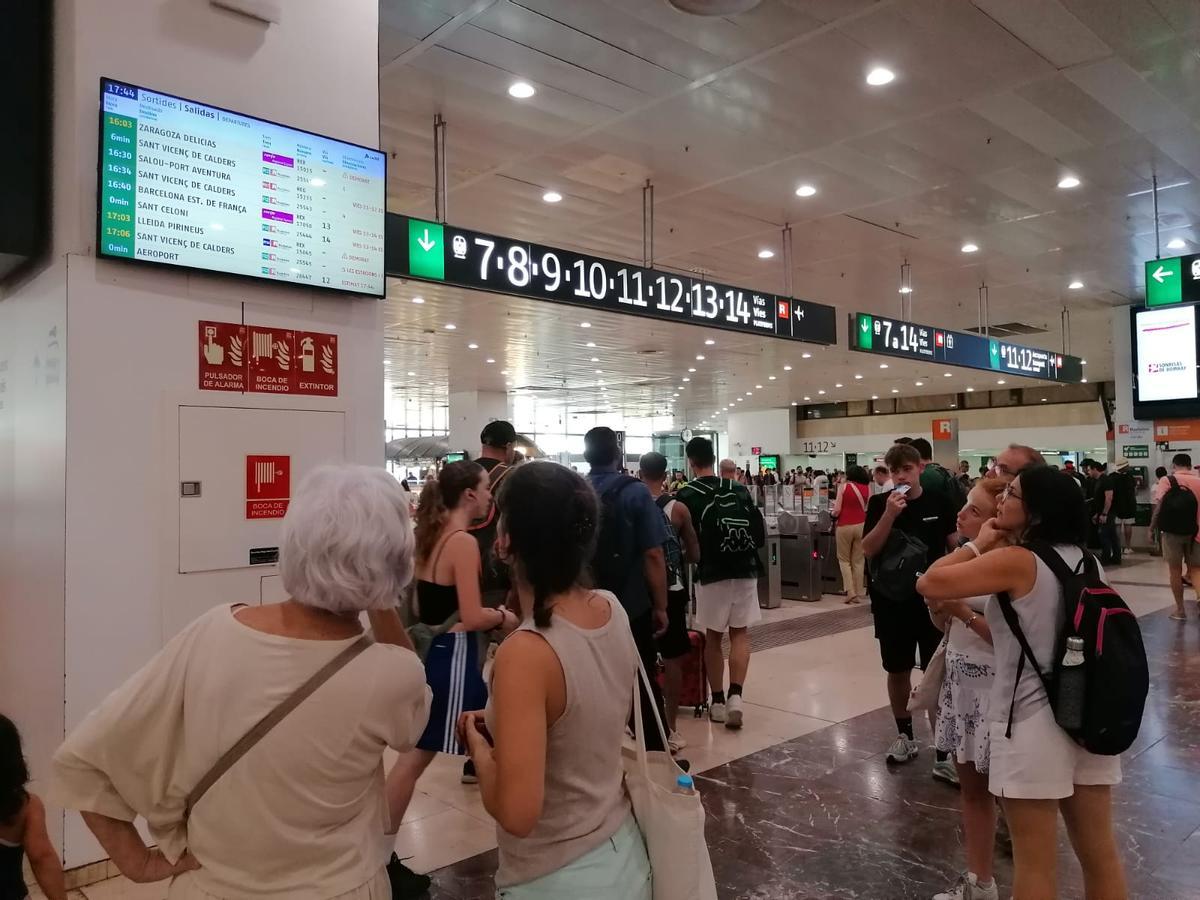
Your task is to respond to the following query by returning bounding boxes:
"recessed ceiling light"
[943,372,952,377]
[1081,377,1088,383]
[673,393,680,398]
[590,356,599,362]
[783,365,793,371]
[486,358,496,364]
[891,388,900,394]
[801,353,812,359]
[769,375,777,380]
[595,369,602,374]
[696,354,705,360]
[835,383,843,388]
[803,396,811,401]
[757,249,775,259]
[704,339,716,346]
[682,377,691,382]
[966,387,975,392]
[444,323,457,330]
[746,392,753,396]
[997,379,1006,385]
[1057,175,1080,189]
[586,341,596,348]
[688,367,697,373]
[1041,398,1047,402]
[756,384,763,389]
[818,390,826,395]
[915,381,924,386]
[1081,359,1088,365]
[411,296,425,304]
[961,242,979,253]
[580,321,591,328]
[542,191,563,203]
[508,81,535,99]
[1068,280,1084,290]
[866,66,895,86]
[880,363,889,369]
[795,184,817,197]
[854,374,863,380]
[872,395,879,400]
[791,401,799,406]
[407,371,416,377]
[1167,237,1187,250]
[468,343,479,349]
[898,286,912,294]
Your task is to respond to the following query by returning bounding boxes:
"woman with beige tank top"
[456,462,652,899]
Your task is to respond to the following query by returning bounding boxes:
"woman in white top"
[918,466,1126,900]
[51,466,432,899]
[923,477,1005,900]
[456,462,650,899]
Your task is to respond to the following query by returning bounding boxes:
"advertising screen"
[1133,305,1198,403]
[98,78,386,296]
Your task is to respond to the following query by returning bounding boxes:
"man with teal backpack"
[677,437,765,731]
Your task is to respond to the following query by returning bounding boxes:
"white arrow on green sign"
[407,218,444,280]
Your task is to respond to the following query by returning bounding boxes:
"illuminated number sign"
[850,313,1083,383]
[386,214,837,345]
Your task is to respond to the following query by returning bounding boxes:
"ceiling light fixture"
[966,387,975,392]
[803,396,811,401]
[542,190,563,203]
[757,249,775,259]
[835,383,843,388]
[407,371,416,377]
[769,375,777,380]
[943,372,952,377]
[704,339,716,346]
[756,384,763,389]
[688,367,696,373]
[1167,237,1187,250]
[507,81,535,99]
[444,323,457,330]
[961,242,979,253]
[411,296,425,304]
[1068,280,1084,290]
[915,381,924,386]
[586,341,596,348]
[486,358,496,364]
[891,388,900,394]
[801,353,812,359]
[696,354,705,360]
[898,286,912,294]
[818,390,826,395]
[854,374,863,380]
[880,363,889,369]
[590,356,599,362]
[682,377,691,382]
[866,66,895,86]
[795,184,817,197]
[1057,175,1081,189]
[468,343,479,349]
[997,379,1007,385]
[580,321,591,328]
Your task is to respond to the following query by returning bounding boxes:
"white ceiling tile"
[968,0,1112,68]
[966,92,1092,158]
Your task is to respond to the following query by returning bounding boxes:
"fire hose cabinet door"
[179,406,345,573]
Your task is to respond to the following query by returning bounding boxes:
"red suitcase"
[676,629,708,716]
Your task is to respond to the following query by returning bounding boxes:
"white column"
[0,0,383,865]
[448,390,510,453]
[727,408,792,468]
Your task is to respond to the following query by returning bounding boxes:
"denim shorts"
[497,814,651,900]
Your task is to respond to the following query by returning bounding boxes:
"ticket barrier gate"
[757,519,782,609]
[777,512,819,601]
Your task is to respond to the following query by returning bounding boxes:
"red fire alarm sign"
[246,455,290,519]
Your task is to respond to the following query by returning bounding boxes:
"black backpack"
[867,527,928,602]
[592,476,640,598]
[996,542,1148,756]
[685,478,765,573]
[926,462,968,511]
[1158,476,1199,537]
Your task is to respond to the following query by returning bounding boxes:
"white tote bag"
[622,656,718,900]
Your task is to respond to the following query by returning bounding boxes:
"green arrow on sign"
[856,314,873,350]
[1145,256,1182,306]
[407,218,445,281]
[989,340,1000,368]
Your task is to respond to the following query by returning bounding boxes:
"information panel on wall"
[850,313,1084,383]
[1132,304,1200,419]
[385,213,838,345]
[98,78,386,296]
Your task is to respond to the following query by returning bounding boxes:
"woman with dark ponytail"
[385,461,519,845]
[456,462,651,898]
[0,714,66,900]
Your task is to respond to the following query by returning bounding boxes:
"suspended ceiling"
[377,0,1200,428]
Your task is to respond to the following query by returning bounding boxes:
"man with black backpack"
[584,427,671,752]
[677,437,765,730]
[1151,452,1200,621]
[862,442,959,781]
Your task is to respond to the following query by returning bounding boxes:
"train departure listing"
[98,78,385,296]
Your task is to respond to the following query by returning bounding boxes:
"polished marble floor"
[37,557,1200,899]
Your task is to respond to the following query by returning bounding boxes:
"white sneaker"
[668,730,688,753]
[886,734,920,763]
[724,694,744,730]
[933,872,998,900]
[709,701,727,724]
[932,758,960,787]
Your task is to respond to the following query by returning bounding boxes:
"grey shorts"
[1161,533,1200,568]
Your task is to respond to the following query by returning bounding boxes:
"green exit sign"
[1146,253,1200,306]
[856,314,873,350]
[407,218,444,281]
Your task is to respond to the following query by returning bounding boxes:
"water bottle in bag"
[1056,636,1087,731]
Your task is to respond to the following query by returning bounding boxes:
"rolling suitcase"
[677,630,708,716]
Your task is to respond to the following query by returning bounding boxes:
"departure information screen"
[850,313,1084,383]
[98,78,386,296]
[1133,305,1197,402]
[386,213,838,345]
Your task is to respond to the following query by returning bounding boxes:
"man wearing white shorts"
[678,439,763,730]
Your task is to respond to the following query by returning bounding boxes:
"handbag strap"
[185,633,373,819]
[629,638,673,773]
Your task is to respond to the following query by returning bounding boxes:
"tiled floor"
[35,554,1200,899]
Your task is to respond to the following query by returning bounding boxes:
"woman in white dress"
[924,478,1005,900]
[50,465,432,899]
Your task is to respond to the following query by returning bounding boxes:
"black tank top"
[0,839,27,899]
[416,531,464,625]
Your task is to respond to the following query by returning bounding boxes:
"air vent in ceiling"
[666,0,762,14]
[965,322,1048,338]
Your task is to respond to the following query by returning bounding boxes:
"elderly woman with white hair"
[50,465,431,899]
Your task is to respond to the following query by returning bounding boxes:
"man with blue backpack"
[585,427,670,753]
[677,437,765,730]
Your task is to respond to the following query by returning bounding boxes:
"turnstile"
[777,512,820,601]
[757,520,781,609]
